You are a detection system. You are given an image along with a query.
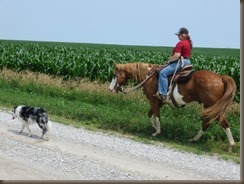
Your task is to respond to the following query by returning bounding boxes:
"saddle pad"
[178,70,195,83]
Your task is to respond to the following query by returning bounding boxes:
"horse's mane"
[115,62,159,83]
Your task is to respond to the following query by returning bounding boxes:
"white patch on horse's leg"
[189,129,204,142]
[173,84,187,105]
[152,117,161,136]
[224,128,235,147]
[150,115,156,129]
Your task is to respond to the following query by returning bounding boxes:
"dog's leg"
[41,132,48,140]
[19,123,25,133]
[45,122,51,140]
[45,129,49,140]
[41,131,44,139]
[25,123,32,137]
[41,127,48,139]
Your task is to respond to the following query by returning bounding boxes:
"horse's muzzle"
[109,88,117,93]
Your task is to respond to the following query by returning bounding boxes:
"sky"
[0,0,240,48]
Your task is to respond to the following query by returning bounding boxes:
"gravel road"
[0,109,240,180]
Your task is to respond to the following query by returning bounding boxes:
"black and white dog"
[12,105,51,139]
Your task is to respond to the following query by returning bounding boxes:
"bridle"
[109,69,156,94]
[109,69,125,93]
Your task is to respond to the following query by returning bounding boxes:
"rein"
[167,57,182,96]
[122,70,156,94]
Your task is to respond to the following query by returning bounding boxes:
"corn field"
[0,40,240,101]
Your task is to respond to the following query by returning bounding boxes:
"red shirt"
[172,39,191,58]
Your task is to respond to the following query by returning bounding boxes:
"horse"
[109,62,237,152]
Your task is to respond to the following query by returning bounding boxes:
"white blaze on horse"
[109,62,236,152]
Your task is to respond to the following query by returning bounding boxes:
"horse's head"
[109,67,127,93]
[109,62,159,93]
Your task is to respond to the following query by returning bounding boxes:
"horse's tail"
[203,75,236,122]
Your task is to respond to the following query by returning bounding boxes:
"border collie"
[12,105,51,140]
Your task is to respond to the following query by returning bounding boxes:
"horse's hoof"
[152,131,161,136]
[152,133,158,137]
[228,145,235,152]
[188,138,196,143]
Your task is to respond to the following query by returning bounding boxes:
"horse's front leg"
[148,103,161,136]
[148,107,156,129]
[152,116,161,136]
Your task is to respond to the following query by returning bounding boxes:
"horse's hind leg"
[217,117,235,152]
[189,117,211,142]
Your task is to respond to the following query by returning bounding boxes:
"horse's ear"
[114,62,117,66]
[114,63,119,70]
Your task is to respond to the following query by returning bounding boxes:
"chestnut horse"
[109,62,237,151]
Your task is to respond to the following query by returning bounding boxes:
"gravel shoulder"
[0,110,240,180]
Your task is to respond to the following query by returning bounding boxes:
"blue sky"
[0,0,240,48]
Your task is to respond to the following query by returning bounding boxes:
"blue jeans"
[158,59,191,95]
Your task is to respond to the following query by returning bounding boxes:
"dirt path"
[0,110,240,180]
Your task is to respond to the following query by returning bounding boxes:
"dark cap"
[175,27,189,35]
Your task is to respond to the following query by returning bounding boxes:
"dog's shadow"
[8,129,48,141]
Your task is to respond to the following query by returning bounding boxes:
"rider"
[155,27,193,102]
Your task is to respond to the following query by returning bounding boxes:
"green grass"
[0,69,240,163]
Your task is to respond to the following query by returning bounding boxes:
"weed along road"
[0,110,240,180]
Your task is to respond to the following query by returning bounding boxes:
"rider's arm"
[167,52,181,64]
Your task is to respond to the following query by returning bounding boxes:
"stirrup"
[162,95,170,104]
[154,92,169,102]
[154,91,162,100]
[161,95,167,101]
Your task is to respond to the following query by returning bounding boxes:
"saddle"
[151,64,195,108]
[168,65,195,108]
[152,64,195,83]
[172,64,195,83]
